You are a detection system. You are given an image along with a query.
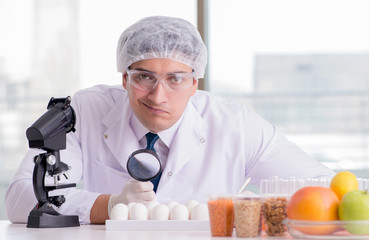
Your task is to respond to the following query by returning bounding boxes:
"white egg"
[145,201,160,214]
[130,203,148,220]
[185,200,199,216]
[190,203,209,220]
[110,203,128,220]
[166,201,178,210]
[170,204,189,220]
[127,202,135,219]
[127,202,136,210]
[150,204,170,220]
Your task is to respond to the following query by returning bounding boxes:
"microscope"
[26,96,79,228]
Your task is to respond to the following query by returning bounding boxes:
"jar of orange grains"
[207,195,234,237]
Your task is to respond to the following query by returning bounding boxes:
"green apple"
[339,190,369,235]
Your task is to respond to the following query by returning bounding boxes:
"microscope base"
[27,205,80,228]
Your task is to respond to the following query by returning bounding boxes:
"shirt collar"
[130,113,183,148]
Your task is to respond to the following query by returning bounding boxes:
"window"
[208,0,369,174]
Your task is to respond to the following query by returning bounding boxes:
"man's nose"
[147,80,168,104]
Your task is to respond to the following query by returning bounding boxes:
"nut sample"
[263,197,288,236]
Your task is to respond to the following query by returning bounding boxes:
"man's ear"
[122,73,128,89]
[191,78,198,96]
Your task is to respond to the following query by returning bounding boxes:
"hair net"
[116,16,207,79]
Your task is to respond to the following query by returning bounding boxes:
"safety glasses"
[127,68,195,92]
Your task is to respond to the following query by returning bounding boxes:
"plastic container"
[284,219,369,239]
[263,195,289,236]
[232,195,262,238]
[207,195,234,237]
[260,176,331,196]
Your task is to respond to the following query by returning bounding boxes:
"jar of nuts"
[263,196,289,236]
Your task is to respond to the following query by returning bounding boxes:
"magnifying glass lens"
[127,149,161,181]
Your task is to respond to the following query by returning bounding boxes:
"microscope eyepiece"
[26,96,76,151]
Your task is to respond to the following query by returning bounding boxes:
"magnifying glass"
[126,149,162,181]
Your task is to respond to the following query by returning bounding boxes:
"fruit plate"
[105,220,210,231]
[284,219,369,239]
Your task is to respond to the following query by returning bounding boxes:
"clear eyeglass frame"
[126,68,195,92]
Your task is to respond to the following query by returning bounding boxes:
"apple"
[338,190,369,235]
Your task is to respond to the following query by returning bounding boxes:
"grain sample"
[207,197,234,237]
[233,198,262,238]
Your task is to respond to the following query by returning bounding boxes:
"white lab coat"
[5,84,334,223]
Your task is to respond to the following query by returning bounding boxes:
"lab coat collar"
[101,93,140,172]
[157,115,183,149]
[158,99,208,190]
[130,113,183,149]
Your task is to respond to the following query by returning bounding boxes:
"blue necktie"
[145,132,161,192]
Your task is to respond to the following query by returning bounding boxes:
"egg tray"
[105,219,210,231]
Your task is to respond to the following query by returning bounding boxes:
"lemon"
[330,171,359,200]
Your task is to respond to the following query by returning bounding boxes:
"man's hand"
[108,180,155,217]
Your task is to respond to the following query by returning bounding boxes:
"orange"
[286,186,340,235]
[330,171,358,200]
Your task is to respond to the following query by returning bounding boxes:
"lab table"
[0,220,293,240]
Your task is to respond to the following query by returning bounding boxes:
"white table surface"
[0,220,292,240]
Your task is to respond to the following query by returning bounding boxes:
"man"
[6,16,334,224]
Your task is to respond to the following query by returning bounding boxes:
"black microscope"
[26,96,79,228]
